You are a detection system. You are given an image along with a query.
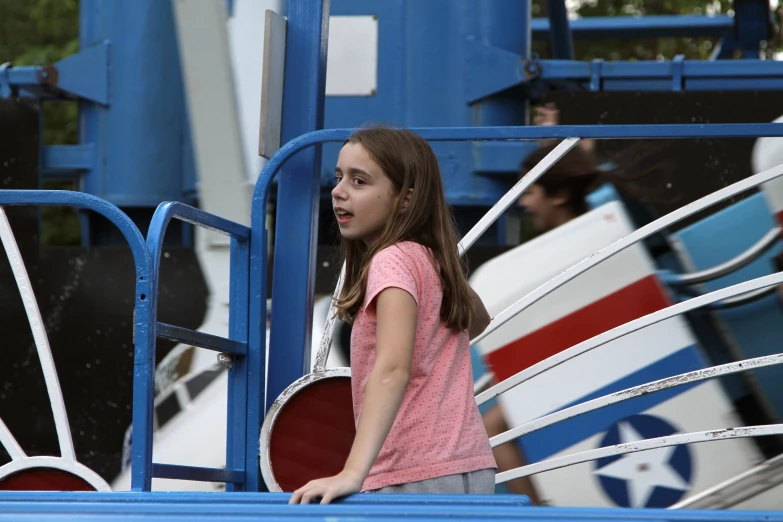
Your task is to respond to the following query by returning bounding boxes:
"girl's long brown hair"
[334,126,473,332]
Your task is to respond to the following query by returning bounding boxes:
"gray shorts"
[367,468,496,495]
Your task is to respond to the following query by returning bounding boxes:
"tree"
[0,0,80,245]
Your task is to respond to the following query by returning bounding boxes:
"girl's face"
[332,142,399,245]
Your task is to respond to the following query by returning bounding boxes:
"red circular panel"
[0,467,97,491]
[269,376,356,492]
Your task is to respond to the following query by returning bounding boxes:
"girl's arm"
[290,287,416,504]
[468,285,491,340]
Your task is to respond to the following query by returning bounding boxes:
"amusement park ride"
[3,0,783,519]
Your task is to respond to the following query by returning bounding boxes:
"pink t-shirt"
[351,241,497,492]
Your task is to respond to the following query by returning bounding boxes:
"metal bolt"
[217,353,234,370]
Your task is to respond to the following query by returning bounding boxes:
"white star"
[594,421,689,507]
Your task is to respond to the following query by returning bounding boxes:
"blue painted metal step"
[1,492,782,522]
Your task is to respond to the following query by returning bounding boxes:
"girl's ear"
[399,188,414,213]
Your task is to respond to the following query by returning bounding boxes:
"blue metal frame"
[146,202,252,492]
[13,493,783,520]
[467,54,783,102]
[0,190,155,491]
[531,14,735,40]
[545,0,574,60]
[266,0,330,418]
[0,491,531,506]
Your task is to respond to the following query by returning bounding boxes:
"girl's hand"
[288,469,365,505]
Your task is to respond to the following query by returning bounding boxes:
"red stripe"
[486,275,671,382]
[777,210,783,228]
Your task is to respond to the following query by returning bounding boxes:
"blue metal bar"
[0,492,530,506]
[1,500,783,520]
[151,464,244,484]
[146,201,251,491]
[227,236,250,491]
[537,58,783,79]
[265,0,330,423]
[147,202,250,241]
[156,322,246,356]
[545,0,573,59]
[4,66,43,88]
[0,190,154,491]
[41,145,94,171]
[733,0,772,58]
[467,52,783,100]
[531,14,734,39]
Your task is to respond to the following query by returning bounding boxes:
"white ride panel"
[470,201,762,508]
[753,114,783,228]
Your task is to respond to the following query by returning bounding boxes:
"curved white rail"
[472,161,783,350]
[491,352,783,447]
[0,207,75,461]
[459,138,580,257]
[476,270,783,406]
[495,424,783,484]
[475,161,783,406]
[0,417,25,461]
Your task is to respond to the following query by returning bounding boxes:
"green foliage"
[1,0,80,246]
[0,0,79,66]
[0,0,80,146]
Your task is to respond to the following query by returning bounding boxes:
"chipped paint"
[497,424,783,483]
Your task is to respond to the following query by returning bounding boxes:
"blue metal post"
[78,0,193,240]
[546,0,574,59]
[733,0,772,58]
[226,237,250,491]
[266,0,330,404]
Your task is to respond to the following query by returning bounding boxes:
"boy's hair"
[334,125,473,332]
[522,145,602,217]
[522,142,673,217]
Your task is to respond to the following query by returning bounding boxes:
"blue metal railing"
[0,191,155,491]
[145,202,252,492]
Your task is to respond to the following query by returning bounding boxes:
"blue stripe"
[517,346,708,462]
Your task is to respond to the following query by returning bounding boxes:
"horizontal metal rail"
[152,464,244,484]
[492,353,783,447]
[669,226,781,286]
[156,323,247,356]
[496,425,783,484]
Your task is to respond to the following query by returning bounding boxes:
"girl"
[289,126,497,504]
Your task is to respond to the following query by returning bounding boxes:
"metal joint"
[217,352,234,370]
[590,59,604,91]
[672,54,685,91]
[0,62,15,98]
[522,54,543,80]
[37,65,59,88]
